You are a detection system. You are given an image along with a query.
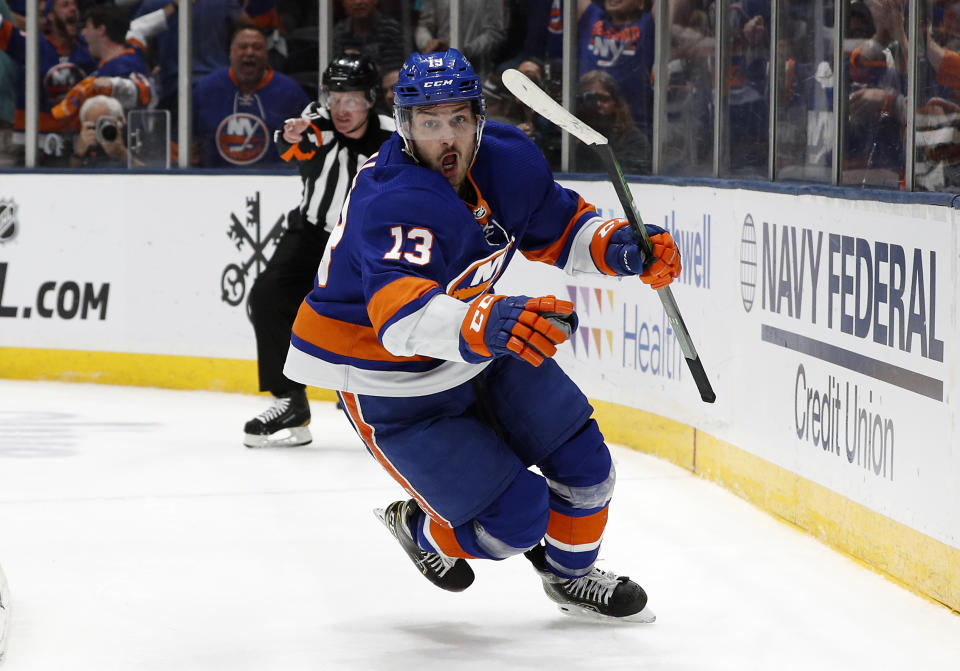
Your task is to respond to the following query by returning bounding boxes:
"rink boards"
[0,172,957,613]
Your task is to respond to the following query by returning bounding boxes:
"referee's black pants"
[248,212,330,396]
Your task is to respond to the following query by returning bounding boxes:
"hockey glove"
[593,218,682,289]
[460,294,577,367]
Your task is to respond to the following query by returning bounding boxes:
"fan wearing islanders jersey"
[284,49,681,622]
[192,26,310,168]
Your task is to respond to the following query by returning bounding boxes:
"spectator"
[485,58,542,141]
[245,0,288,71]
[0,0,13,165]
[50,4,155,123]
[133,0,246,120]
[574,69,650,174]
[414,0,505,78]
[723,0,771,174]
[242,53,395,447]
[378,65,398,113]
[578,0,655,135]
[0,0,95,163]
[192,26,309,168]
[70,93,127,166]
[333,0,405,73]
[844,0,907,185]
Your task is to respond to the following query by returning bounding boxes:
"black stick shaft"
[595,145,716,403]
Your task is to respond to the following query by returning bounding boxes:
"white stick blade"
[500,69,608,147]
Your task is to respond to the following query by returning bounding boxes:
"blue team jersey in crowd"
[578,2,655,133]
[285,121,598,397]
[95,42,150,79]
[0,19,93,131]
[192,67,309,168]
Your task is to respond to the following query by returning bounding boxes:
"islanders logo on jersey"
[43,62,86,104]
[215,113,270,165]
[446,245,512,301]
[548,0,563,34]
[587,21,640,67]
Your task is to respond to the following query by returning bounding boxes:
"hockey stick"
[501,69,716,403]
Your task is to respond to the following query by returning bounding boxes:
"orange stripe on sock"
[546,506,608,546]
[340,393,451,527]
[428,519,475,558]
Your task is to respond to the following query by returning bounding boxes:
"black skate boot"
[524,544,655,623]
[243,388,312,448]
[374,499,475,592]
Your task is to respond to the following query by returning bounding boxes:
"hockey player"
[283,49,681,621]
[242,53,395,447]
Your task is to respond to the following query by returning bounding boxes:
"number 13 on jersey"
[317,219,435,287]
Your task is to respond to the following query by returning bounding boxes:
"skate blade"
[243,426,312,448]
[556,603,656,624]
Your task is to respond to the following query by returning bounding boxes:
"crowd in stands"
[1,0,957,190]
[0,0,661,173]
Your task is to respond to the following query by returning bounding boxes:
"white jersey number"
[384,226,434,266]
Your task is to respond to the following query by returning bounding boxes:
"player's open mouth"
[441,152,458,177]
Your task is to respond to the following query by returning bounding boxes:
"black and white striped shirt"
[275,102,396,233]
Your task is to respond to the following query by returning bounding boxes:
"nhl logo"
[472,205,487,220]
[0,199,18,244]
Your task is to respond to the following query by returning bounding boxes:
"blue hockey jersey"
[192,67,310,168]
[284,121,604,397]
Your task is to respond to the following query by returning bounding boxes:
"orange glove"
[460,294,577,367]
[640,230,682,289]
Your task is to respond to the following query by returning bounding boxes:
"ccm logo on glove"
[460,294,578,367]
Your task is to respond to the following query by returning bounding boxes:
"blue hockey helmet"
[393,49,486,161]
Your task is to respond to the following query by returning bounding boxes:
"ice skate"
[243,389,312,448]
[375,499,475,592]
[524,544,655,623]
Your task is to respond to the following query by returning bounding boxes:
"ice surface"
[0,380,957,670]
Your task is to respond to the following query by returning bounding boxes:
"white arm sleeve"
[127,8,169,44]
[561,215,619,276]
[381,292,472,362]
[107,77,150,109]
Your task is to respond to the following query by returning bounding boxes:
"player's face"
[328,91,371,137]
[408,102,477,191]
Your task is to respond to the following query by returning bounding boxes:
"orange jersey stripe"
[14,108,79,133]
[937,49,960,90]
[291,301,433,363]
[0,18,13,51]
[428,519,475,558]
[546,507,608,546]
[522,195,596,265]
[367,276,440,333]
[250,8,281,30]
[340,392,451,526]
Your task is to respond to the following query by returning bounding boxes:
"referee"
[243,53,395,448]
